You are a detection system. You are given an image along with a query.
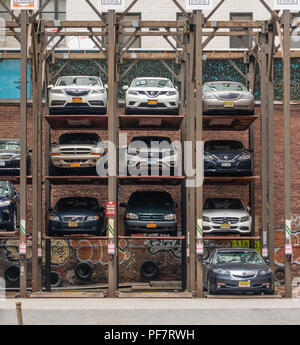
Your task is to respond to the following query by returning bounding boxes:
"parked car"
[123,77,179,115]
[126,136,178,176]
[49,76,108,115]
[120,191,178,236]
[203,198,252,235]
[0,181,19,231]
[0,139,31,175]
[204,140,253,176]
[203,248,274,295]
[202,81,254,115]
[49,132,104,175]
[48,197,106,236]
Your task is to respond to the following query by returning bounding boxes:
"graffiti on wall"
[147,239,182,259]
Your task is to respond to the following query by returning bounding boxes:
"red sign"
[106,201,116,216]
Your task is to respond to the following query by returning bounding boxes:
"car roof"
[205,197,241,201]
[204,81,243,84]
[215,248,258,253]
[131,136,171,141]
[134,77,169,80]
[0,139,20,142]
[58,197,97,201]
[205,140,243,144]
[58,76,100,79]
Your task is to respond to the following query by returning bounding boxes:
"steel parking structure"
[0,0,297,298]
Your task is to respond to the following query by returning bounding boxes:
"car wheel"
[248,108,255,115]
[75,262,93,281]
[124,227,131,237]
[207,276,216,295]
[50,271,62,288]
[275,267,285,285]
[7,210,17,232]
[264,289,274,295]
[140,260,159,279]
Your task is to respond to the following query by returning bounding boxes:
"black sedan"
[204,140,252,176]
[48,197,106,236]
[0,181,19,231]
[203,248,274,295]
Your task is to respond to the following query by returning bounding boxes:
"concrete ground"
[1,297,300,325]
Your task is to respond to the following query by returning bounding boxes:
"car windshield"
[56,77,101,87]
[203,82,247,92]
[205,141,245,152]
[0,140,20,151]
[214,251,265,265]
[56,198,99,211]
[0,182,9,197]
[59,133,100,145]
[130,137,172,147]
[129,192,173,207]
[204,199,244,210]
[132,79,173,88]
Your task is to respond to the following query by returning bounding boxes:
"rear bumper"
[203,99,254,113]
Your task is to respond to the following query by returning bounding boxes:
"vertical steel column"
[107,10,118,298]
[195,10,203,298]
[19,10,28,298]
[283,10,292,298]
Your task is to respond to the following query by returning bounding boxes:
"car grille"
[139,214,165,221]
[65,90,89,96]
[139,152,164,158]
[62,216,85,222]
[60,148,91,155]
[63,159,89,164]
[211,217,240,224]
[139,103,166,108]
[217,92,241,100]
[232,271,256,278]
[0,155,14,160]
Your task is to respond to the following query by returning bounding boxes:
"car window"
[132,79,172,88]
[130,137,172,147]
[0,182,10,197]
[57,77,101,87]
[0,140,20,151]
[129,193,173,207]
[214,251,264,265]
[56,198,99,211]
[205,141,245,152]
[203,83,247,92]
[204,199,244,210]
[59,133,100,145]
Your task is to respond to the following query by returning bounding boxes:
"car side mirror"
[119,203,126,208]
[48,85,54,89]
[264,259,270,265]
[249,89,252,93]
[104,84,108,89]
[14,190,19,197]
[246,206,251,212]
[247,148,253,153]
[123,86,129,91]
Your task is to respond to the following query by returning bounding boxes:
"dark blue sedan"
[48,197,106,236]
[0,181,19,231]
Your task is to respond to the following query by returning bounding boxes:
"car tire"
[274,267,285,285]
[7,210,17,232]
[248,108,255,115]
[140,260,159,279]
[75,262,93,281]
[4,265,20,284]
[50,271,62,288]
[207,276,216,295]
[125,107,132,115]
[264,289,274,295]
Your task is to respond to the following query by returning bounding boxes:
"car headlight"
[241,93,253,99]
[166,91,177,96]
[87,216,100,221]
[239,154,251,160]
[204,154,214,161]
[49,215,60,221]
[203,216,210,222]
[2,208,10,214]
[0,201,11,207]
[213,268,230,275]
[126,213,139,220]
[50,89,64,95]
[203,94,216,99]
[240,216,251,222]
[259,268,272,275]
[164,214,176,220]
[128,91,140,95]
[91,89,105,94]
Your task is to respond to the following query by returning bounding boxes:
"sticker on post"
[99,0,126,12]
[273,0,300,11]
[196,242,203,255]
[197,218,203,239]
[186,0,214,10]
[108,218,114,238]
[11,0,38,10]
[20,219,26,235]
[285,243,293,256]
[106,201,116,216]
[19,242,26,255]
[186,247,190,258]
[285,219,292,241]
[108,242,115,255]
[262,247,268,258]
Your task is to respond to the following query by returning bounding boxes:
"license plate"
[239,281,250,288]
[147,223,157,229]
[70,163,81,167]
[221,223,230,229]
[148,100,158,105]
[224,102,234,108]
[68,222,78,227]
[221,162,231,167]
[72,98,82,103]
[0,161,5,167]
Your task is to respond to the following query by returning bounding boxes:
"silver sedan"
[202,81,254,115]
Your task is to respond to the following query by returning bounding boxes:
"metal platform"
[0,176,32,184]
[203,115,258,131]
[43,115,108,130]
[29,291,106,298]
[119,175,185,185]
[117,291,193,298]
[118,236,185,240]
[204,235,261,240]
[204,176,259,185]
[45,176,108,185]
[43,235,108,240]
[118,115,185,131]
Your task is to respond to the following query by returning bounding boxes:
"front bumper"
[126,95,179,112]
[204,159,252,176]
[50,93,107,108]
[0,159,20,172]
[210,273,273,294]
[48,220,102,235]
[51,155,101,169]
[125,219,177,234]
[127,157,178,175]
[203,98,254,114]
[203,219,252,234]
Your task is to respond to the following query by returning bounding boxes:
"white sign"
[262,248,268,258]
[99,0,126,12]
[11,0,38,10]
[108,242,115,255]
[274,0,300,10]
[196,242,204,255]
[186,0,214,10]
[285,243,293,256]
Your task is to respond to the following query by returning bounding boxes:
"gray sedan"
[202,81,254,115]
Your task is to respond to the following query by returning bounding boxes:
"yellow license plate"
[72,98,82,103]
[68,222,78,227]
[147,223,157,229]
[148,100,158,105]
[224,102,234,108]
[239,281,250,288]
[221,224,231,229]
[70,163,81,167]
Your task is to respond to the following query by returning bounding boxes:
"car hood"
[203,209,249,217]
[214,263,267,271]
[128,203,173,215]
[52,85,105,91]
[54,208,100,217]
[205,150,248,160]
[55,144,98,149]
[128,87,176,92]
[0,150,20,154]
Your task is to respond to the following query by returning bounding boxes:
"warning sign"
[11,0,38,10]
[106,201,116,216]
[99,0,125,12]
[274,0,300,10]
[186,0,214,10]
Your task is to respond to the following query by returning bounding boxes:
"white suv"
[49,76,107,115]
[203,198,252,235]
[123,77,179,115]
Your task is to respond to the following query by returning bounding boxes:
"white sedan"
[123,77,179,115]
[49,76,107,115]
